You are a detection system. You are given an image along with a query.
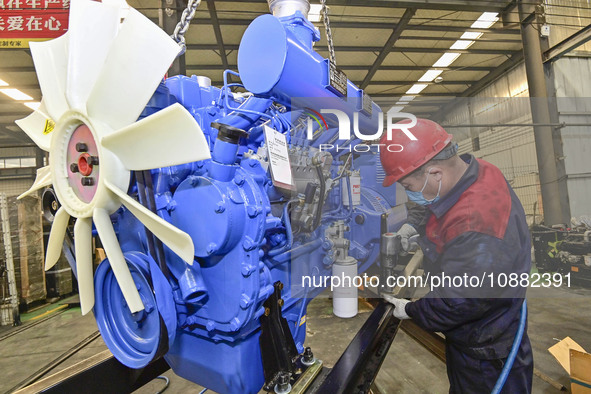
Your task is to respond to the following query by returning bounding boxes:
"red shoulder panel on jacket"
[427,159,511,253]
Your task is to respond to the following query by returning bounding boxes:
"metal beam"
[0,167,36,181]
[342,65,496,71]
[369,92,458,97]
[543,23,591,63]
[185,64,498,72]
[0,67,36,72]
[186,18,521,35]
[3,130,32,145]
[0,84,40,89]
[8,81,466,98]
[431,50,524,120]
[0,96,40,103]
[0,112,34,117]
[381,35,522,43]
[380,100,455,107]
[206,0,230,70]
[363,80,471,86]
[186,43,516,55]
[321,46,516,55]
[0,143,36,148]
[398,35,521,43]
[360,8,416,89]
[216,0,511,12]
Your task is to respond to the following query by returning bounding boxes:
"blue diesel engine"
[23,1,407,393]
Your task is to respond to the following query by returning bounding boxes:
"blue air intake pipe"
[216,96,273,131]
[237,1,382,136]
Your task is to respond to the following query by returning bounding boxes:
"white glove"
[382,294,411,320]
[398,223,419,254]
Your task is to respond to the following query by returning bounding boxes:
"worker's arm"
[406,202,429,234]
[405,231,523,333]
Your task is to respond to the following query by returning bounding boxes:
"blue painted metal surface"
[94,252,173,369]
[237,12,382,132]
[93,10,405,394]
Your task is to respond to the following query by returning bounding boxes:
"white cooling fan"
[16,0,210,315]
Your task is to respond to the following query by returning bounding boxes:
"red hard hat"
[380,118,453,187]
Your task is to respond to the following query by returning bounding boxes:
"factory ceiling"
[0,0,521,146]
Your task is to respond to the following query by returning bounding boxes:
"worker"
[379,119,533,393]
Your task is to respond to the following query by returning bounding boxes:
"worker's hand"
[382,294,411,320]
[398,223,419,255]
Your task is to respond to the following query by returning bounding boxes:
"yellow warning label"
[43,119,55,135]
[298,315,306,327]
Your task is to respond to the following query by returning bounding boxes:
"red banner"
[0,0,69,48]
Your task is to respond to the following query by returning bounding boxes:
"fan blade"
[18,166,52,200]
[102,0,130,19]
[74,217,95,315]
[30,34,69,121]
[15,100,53,151]
[105,179,194,264]
[45,207,70,270]
[86,8,181,132]
[101,103,211,170]
[66,0,120,112]
[93,208,144,313]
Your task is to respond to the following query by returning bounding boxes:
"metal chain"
[170,0,202,56]
[320,0,336,65]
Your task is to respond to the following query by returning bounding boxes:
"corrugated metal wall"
[545,0,591,51]
[545,0,591,218]
[553,57,591,217]
[439,0,591,221]
[441,64,541,220]
[0,147,37,197]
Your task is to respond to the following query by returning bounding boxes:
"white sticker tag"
[264,125,293,189]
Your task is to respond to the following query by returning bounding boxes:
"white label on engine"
[264,126,293,188]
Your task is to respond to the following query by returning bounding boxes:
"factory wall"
[440,0,591,223]
[441,64,542,222]
[552,58,591,218]
[545,0,591,51]
[0,146,38,197]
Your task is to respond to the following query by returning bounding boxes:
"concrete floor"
[0,284,590,394]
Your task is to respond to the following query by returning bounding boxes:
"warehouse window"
[0,157,37,169]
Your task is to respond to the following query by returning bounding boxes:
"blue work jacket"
[406,154,531,360]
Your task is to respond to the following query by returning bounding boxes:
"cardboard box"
[549,337,591,393]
